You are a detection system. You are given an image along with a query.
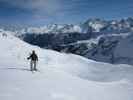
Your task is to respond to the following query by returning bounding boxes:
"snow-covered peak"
[20,24,82,34]
[84,18,108,32]
[2,17,133,35]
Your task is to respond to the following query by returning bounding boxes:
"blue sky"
[0,0,133,27]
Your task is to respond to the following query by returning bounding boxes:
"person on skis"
[27,50,38,71]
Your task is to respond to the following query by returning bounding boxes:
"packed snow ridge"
[0,30,133,100]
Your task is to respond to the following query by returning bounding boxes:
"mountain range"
[8,17,133,34]
[1,17,133,65]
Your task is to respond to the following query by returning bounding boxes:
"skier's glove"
[27,57,30,60]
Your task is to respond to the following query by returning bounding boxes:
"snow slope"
[0,30,133,100]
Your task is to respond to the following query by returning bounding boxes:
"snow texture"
[0,30,133,100]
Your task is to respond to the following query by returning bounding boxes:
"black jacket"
[27,53,38,61]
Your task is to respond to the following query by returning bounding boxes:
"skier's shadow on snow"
[0,67,31,71]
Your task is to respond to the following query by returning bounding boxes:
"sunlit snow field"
[0,30,133,100]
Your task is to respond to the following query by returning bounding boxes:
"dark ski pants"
[30,60,37,71]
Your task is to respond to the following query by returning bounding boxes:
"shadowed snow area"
[0,30,133,100]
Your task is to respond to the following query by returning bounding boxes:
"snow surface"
[0,30,133,100]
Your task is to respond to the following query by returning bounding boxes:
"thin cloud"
[1,0,61,15]
[0,0,133,26]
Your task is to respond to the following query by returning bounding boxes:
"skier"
[27,50,38,71]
